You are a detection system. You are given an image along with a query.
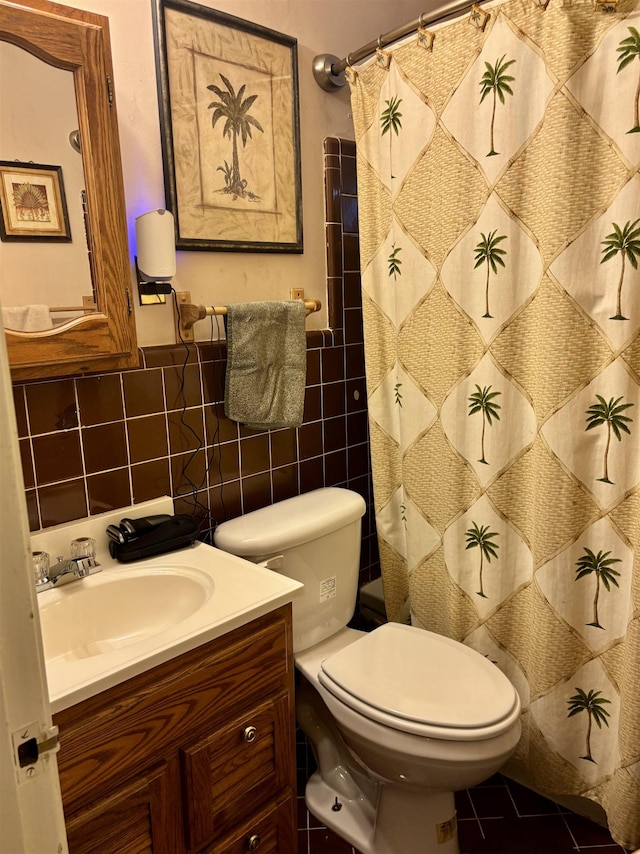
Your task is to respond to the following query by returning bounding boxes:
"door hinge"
[12,723,60,783]
[126,287,132,316]
[106,73,114,107]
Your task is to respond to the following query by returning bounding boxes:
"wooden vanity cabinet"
[53,606,297,854]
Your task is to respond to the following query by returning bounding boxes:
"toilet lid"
[319,622,518,733]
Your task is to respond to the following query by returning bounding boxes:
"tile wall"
[12,137,380,585]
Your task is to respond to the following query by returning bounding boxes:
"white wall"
[50,0,432,346]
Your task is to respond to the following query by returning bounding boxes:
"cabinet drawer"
[202,791,296,854]
[183,693,291,851]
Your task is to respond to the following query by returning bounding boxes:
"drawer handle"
[246,833,261,850]
[243,725,257,743]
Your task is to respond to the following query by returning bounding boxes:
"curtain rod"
[312,0,488,91]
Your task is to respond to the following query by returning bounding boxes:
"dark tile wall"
[12,137,380,585]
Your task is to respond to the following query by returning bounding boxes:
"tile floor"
[297,768,634,854]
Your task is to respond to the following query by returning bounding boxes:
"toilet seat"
[318,623,520,742]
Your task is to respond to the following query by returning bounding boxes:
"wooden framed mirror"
[0,0,138,380]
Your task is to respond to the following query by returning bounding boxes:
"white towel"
[3,305,53,332]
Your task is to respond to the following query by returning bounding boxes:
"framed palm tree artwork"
[153,0,303,252]
[0,162,71,242]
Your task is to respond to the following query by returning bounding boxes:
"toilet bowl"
[296,624,521,853]
[215,488,522,854]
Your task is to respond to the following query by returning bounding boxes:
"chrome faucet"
[35,555,102,592]
[51,555,101,584]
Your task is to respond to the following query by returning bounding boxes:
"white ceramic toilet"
[215,487,521,854]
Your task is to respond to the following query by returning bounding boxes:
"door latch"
[12,723,60,783]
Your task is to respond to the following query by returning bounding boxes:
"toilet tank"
[214,488,366,652]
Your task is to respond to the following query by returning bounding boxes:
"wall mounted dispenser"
[135,209,176,300]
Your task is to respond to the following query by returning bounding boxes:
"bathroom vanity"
[31,499,303,854]
[53,606,296,854]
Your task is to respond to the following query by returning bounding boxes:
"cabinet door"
[203,792,296,854]
[182,693,292,852]
[65,762,179,854]
[2,0,138,380]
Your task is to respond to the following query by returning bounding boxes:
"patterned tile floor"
[297,773,634,854]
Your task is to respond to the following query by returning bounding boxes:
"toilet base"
[305,772,460,854]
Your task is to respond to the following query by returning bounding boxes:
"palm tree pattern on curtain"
[465,521,500,597]
[388,244,403,280]
[479,54,516,156]
[381,95,403,136]
[574,547,622,629]
[600,218,640,319]
[348,0,640,846]
[567,688,612,764]
[468,384,502,464]
[473,230,508,317]
[616,27,640,133]
[585,395,634,483]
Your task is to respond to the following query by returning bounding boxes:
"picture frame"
[0,161,71,242]
[153,0,303,253]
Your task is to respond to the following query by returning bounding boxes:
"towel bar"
[173,291,321,342]
[50,304,97,313]
[50,296,97,313]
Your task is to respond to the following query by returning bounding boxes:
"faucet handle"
[70,537,96,560]
[69,538,101,577]
[32,551,52,590]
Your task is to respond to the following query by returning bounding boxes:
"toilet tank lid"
[214,487,366,557]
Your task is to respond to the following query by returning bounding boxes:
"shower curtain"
[347,0,640,846]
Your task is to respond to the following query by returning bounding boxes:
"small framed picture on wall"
[0,161,71,241]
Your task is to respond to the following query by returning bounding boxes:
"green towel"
[224,301,307,430]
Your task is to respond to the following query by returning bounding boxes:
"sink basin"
[39,566,214,662]
[30,498,303,713]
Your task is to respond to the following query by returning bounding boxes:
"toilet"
[214,487,522,854]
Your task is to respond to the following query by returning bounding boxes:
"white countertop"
[31,499,303,714]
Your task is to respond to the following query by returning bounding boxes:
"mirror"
[0,0,138,379]
[0,41,95,330]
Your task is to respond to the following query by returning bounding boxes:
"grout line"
[118,372,134,505]
[574,846,630,852]
[505,780,522,818]
[575,848,627,852]
[503,778,566,820]
[559,808,582,851]
[72,380,90,518]
[465,787,486,840]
